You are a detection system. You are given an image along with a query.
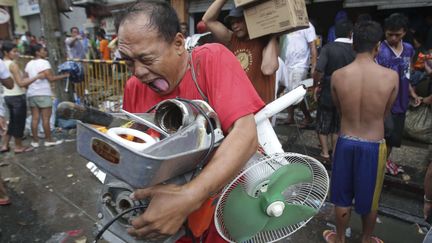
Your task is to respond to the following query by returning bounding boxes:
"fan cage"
[215,152,329,243]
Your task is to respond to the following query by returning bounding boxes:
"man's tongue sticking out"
[151,79,169,92]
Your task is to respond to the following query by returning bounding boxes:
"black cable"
[145,103,158,113]
[175,98,216,178]
[93,204,148,243]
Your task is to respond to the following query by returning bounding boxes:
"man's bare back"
[331,55,398,141]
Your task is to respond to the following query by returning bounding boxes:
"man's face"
[180,24,188,36]
[71,28,79,37]
[37,47,48,58]
[118,14,186,96]
[385,28,405,46]
[230,17,248,39]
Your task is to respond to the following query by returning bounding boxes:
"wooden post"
[170,0,188,23]
[38,0,73,102]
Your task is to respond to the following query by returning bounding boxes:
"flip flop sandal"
[371,236,384,243]
[323,229,336,243]
[0,147,10,153]
[0,197,10,206]
[14,146,34,154]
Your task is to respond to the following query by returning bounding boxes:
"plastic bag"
[404,104,432,144]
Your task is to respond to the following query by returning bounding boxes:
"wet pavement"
[0,139,100,242]
[0,122,430,243]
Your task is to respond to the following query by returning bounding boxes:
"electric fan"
[215,152,329,243]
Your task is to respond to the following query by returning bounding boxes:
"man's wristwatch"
[424,195,432,203]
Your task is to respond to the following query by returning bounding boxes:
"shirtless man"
[323,21,398,243]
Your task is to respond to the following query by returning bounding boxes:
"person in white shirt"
[0,58,14,206]
[25,44,69,148]
[65,27,86,59]
[280,22,317,127]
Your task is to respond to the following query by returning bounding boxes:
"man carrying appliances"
[202,0,279,104]
[118,1,265,242]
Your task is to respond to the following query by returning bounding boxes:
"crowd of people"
[122,2,432,243]
[0,0,432,242]
[7,27,115,61]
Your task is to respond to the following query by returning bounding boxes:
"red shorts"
[177,217,227,243]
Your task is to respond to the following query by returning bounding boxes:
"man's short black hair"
[1,41,17,55]
[384,13,408,32]
[356,13,372,24]
[70,26,79,33]
[96,30,105,39]
[30,43,44,56]
[353,21,383,53]
[116,0,180,43]
[335,20,353,39]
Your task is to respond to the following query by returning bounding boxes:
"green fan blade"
[266,163,313,197]
[262,203,317,231]
[223,184,269,242]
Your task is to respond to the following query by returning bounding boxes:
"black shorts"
[316,106,340,135]
[384,113,406,148]
[4,94,27,138]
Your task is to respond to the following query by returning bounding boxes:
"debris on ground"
[0,162,9,167]
[4,177,20,183]
[376,217,383,224]
[402,174,411,182]
[75,236,87,243]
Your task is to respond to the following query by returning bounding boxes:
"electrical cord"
[175,98,216,178]
[94,98,215,242]
[93,204,148,243]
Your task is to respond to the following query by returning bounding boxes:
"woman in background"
[25,44,68,148]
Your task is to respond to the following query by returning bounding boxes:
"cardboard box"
[243,0,309,39]
[234,0,257,7]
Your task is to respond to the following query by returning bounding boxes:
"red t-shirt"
[122,44,264,242]
[123,43,265,133]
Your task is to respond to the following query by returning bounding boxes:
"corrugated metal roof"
[378,0,432,9]
[189,0,234,13]
[344,0,432,8]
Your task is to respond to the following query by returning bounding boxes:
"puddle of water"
[350,212,425,243]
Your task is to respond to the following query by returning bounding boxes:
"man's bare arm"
[408,83,421,106]
[330,74,341,113]
[385,71,399,118]
[312,70,324,102]
[425,60,432,75]
[127,114,259,238]
[202,0,232,45]
[65,36,79,47]
[313,70,323,87]
[261,35,279,75]
[309,41,318,75]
